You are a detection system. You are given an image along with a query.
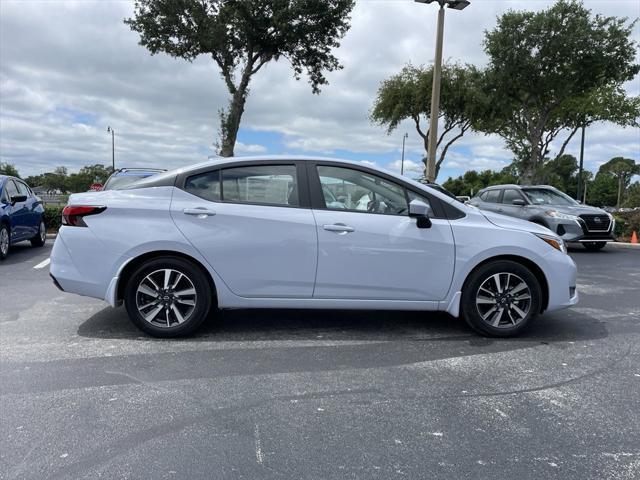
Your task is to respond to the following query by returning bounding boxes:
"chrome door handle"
[183,207,216,217]
[323,223,355,234]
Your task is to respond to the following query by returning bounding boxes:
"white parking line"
[33,258,51,269]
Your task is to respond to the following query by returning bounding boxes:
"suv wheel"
[583,241,606,251]
[124,256,213,337]
[30,220,46,247]
[461,260,541,337]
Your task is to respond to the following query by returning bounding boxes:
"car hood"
[537,204,608,216]
[480,210,553,236]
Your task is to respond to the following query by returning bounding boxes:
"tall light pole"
[106,126,115,171]
[577,123,586,202]
[415,0,470,182]
[401,132,409,175]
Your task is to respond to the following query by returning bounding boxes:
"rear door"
[308,163,455,301]
[170,162,318,298]
[478,189,503,213]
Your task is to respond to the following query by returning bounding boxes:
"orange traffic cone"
[631,231,638,244]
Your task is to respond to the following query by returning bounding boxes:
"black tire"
[583,241,606,251]
[0,224,9,260]
[124,256,213,338]
[30,219,46,247]
[461,260,542,338]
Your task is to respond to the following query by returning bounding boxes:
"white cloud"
[0,0,638,178]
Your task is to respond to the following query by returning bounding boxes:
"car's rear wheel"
[583,241,606,251]
[124,256,213,337]
[0,224,9,260]
[30,220,46,247]
[461,260,541,337]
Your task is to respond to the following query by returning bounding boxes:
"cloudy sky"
[1,0,639,181]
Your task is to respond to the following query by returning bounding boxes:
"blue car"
[0,175,46,260]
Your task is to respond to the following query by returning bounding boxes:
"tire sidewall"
[461,260,541,337]
[124,257,212,337]
[31,219,46,247]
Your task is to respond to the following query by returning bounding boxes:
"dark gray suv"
[470,185,615,251]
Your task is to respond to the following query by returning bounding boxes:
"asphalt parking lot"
[1,242,639,480]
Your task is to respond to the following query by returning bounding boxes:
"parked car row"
[469,185,615,251]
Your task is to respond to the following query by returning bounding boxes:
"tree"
[371,63,486,180]
[0,162,20,177]
[126,0,354,157]
[538,154,578,197]
[599,157,639,207]
[623,182,640,208]
[587,172,617,207]
[442,167,519,197]
[66,164,112,192]
[480,0,639,183]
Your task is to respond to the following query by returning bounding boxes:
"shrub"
[43,205,64,231]
[613,211,640,241]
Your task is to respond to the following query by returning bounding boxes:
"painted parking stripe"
[33,258,51,269]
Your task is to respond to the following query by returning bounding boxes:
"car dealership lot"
[1,244,639,480]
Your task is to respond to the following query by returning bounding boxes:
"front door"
[309,164,455,301]
[170,163,317,298]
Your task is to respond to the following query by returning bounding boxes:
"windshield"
[522,188,578,206]
[103,174,152,190]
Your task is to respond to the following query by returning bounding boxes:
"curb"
[608,242,640,249]
[46,233,57,240]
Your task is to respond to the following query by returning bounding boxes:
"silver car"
[470,185,615,251]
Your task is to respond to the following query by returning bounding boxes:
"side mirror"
[409,200,432,229]
[512,198,526,206]
[11,195,27,205]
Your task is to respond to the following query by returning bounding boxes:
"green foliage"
[0,162,20,177]
[480,0,639,182]
[43,205,64,231]
[598,157,638,207]
[442,168,519,197]
[623,183,640,208]
[538,155,579,197]
[587,172,618,207]
[370,63,486,179]
[24,164,112,193]
[613,210,640,240]
[125,0,355,156]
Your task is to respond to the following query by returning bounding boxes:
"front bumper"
[547,216,615,243]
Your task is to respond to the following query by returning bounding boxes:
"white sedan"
[50,156,578,337]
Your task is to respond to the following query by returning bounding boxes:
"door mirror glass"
[11,194,27,204]
[512,198,526,206]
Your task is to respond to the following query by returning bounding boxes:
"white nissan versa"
[50,156,578,338]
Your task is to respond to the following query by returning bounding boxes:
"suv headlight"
[534,233,567,254]
[545,210,579,221]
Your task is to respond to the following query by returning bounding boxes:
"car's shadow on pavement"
[77,304,608,348]
[2,241,49,266]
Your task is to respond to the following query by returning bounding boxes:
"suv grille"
[580,214,611,232]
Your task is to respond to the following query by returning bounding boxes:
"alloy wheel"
[0,228,8,256]
[135,268,197,328]
[475,272,532,328]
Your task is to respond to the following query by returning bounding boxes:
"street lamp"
[401,133,409,175]
[415,0,470,182]
[106,126,115,171]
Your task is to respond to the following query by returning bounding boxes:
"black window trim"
[178,160,311,209]
[305,161,449,220]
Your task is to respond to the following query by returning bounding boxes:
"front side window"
[502,189,524,204]
[15,181,30,197]
[317,166,410,215]
[222,165,298,206]
[6,180,19,198]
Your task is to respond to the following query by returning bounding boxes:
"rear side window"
[222,165,298,207]
[186,165,299,207]
[481,190,501,203]
[185,171,220,202]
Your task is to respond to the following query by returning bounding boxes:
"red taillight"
[62,205,106,227]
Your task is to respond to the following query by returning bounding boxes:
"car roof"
[112,168,166,176]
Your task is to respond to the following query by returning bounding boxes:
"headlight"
[534,233,567,254]
[545,210,579,221]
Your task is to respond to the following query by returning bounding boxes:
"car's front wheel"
[0,224,9,260]
[30,220,46,247]
[124,256,213,337]
[583,241,606,251]
[461,260,542,337]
